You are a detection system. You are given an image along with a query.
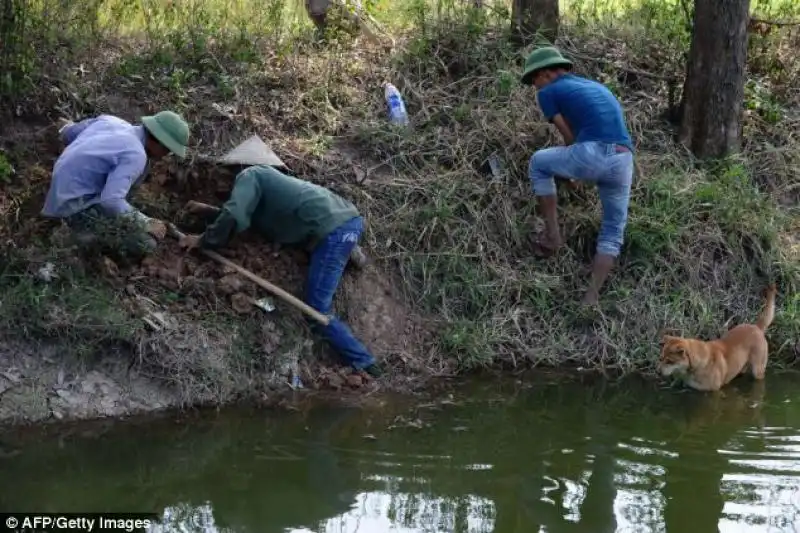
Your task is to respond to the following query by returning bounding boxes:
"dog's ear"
[661,334,677,344]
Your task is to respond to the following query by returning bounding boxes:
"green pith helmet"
[520,46,573,85]
[141,110,190,158]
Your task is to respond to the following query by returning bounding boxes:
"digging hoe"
[165,222,331,326]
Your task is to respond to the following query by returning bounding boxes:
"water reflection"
[2,374,800,532]
[289,492,495,533]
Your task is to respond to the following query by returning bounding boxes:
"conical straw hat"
[217,135,287,170]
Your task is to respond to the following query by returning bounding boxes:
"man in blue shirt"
[521,46,635,305]
[42,111,190,257]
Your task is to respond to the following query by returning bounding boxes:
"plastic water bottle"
[488,153,504,181]
[384,82,409,126]
[289,355,303,389]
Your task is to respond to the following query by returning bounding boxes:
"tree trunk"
[678,0,751,159]
[305,0,333,31]
[511,0,559,44]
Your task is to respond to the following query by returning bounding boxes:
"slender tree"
[511,0,559,44]
[679,0,751,159]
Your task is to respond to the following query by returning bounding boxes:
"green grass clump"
[0,247,140,355]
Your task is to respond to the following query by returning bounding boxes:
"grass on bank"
[0,0,797,397]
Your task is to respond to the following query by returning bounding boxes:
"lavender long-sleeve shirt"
[41,115,150,219]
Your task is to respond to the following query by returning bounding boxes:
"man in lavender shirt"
[42,110,190,257]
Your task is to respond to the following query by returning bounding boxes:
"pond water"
[2,372,800,532]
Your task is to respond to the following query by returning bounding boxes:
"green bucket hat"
[141,110,190,158]
[520,46,573,85]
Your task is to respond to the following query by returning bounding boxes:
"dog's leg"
[687,364,725,391]
[747,377,766,398]
[750,342,768,380]
[687,376,720,392]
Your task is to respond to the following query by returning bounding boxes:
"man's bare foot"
[348,245,369,269]
[581,290,599,307]
[532,233,563,258]
[582,254,614,306]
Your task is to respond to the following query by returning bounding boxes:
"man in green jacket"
[178,139,381,377]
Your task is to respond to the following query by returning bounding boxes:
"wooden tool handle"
[167,224,331,326]
[186,200,221,211]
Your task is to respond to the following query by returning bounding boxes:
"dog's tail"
[756,284,778,331]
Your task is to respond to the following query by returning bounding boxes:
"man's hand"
[178,233,202,251]
[56,118,74,149]
[555,175,581,190]
[552,114,575,146]
[146,219,168,240]
[56,118,74,133]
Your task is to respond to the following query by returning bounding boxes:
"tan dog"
[657,285,777,391]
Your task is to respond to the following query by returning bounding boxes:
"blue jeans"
[306,216,376,370]
[529,141,634,257]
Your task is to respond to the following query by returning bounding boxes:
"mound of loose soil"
[339,268,433,368]
[129,157,433,365]
[130,228,432,367]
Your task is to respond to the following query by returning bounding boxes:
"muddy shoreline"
[0,337,602,429]
[0,338,424,428]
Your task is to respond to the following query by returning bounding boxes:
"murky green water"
[2,372,800,532]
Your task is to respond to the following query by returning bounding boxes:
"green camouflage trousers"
[65,205,157,258]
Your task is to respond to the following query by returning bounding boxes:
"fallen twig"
[750,17,800,27]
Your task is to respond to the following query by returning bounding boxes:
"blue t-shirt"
[536,74,633,151]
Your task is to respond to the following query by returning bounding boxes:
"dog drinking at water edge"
[657,285,777,392]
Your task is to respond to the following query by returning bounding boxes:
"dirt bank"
[0,335,436,427]
[0,340,177,424]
